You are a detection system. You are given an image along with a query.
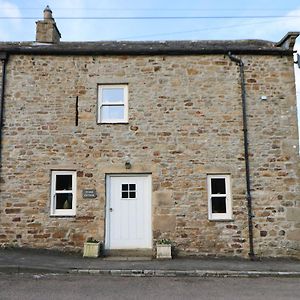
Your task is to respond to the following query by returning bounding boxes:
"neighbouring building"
[0,7,300,258]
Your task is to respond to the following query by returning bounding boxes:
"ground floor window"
[50,171,76,216]
[207,174,232,220]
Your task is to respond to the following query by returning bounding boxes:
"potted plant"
[83,237,101,258]
[156,239,172,259]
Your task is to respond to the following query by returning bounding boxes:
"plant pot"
[83,242,100,258]
[156,244,172,259]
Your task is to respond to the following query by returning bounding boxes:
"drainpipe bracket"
[0,52,8,61]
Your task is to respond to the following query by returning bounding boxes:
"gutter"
[228,52,255,260]
[0,47,293,56]
[0,52,8,178]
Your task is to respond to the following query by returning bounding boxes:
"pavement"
[1,248,300,278]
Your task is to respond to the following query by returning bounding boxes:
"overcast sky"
[1,0,300,121]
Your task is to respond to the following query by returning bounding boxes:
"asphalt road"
[0,273,300,300]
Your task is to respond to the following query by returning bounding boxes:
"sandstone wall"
[0,53,299,258]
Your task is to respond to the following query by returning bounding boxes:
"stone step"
[103,256,152,261]
[104,249,153,259]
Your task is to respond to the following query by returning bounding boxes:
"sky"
[1,0,300,123]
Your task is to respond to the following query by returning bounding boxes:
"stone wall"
[0,53,299,258]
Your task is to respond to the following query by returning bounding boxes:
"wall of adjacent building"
[0,53,299,258]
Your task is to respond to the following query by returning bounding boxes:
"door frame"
[105,173,152,250]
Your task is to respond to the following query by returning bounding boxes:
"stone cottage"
[0,7,299,259]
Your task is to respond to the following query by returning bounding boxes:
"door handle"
[109,208,113,212]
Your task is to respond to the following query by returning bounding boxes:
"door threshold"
[104,249,153,258]
[103,256,152,261]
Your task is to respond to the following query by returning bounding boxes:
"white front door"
[105,175,152,249]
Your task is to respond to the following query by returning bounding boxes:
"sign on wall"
[82,189,97,199]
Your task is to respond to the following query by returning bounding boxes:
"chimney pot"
[43,5,53,20]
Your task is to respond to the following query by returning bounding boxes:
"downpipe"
[228,52,255,260]
[0,52,8,179]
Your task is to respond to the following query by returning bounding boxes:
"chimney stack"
[36,5,61,43]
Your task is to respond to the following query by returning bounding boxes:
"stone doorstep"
[103,256,152,261]
[103,249,153,259]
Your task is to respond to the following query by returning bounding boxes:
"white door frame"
[105,174,152,250]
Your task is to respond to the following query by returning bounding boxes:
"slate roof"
[0,32,299,56]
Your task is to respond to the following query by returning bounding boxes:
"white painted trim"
[105,174,152,250]
[105,175,111,249]
[207,174,232,221]
[50,170,77,216]
[97,84,128,123]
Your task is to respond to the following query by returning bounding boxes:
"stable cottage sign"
[82,189,97,199]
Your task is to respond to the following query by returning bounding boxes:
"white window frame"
[50,171,77,216]
[207,174,232,220]
[97,84,128,123]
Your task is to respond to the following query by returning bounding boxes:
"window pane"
[129,191,136,198]
[211,197,226,213]
[101,106,124,121]
[102,88,124,103]
[122,184,128,191]
[129,184,136,191]
[56,193,73,209]
[211,178,226,194]
[122,191,128,198]
[56,175,72,190]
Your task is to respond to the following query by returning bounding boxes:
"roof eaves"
[0,37,295,56]
[0,46,293,56]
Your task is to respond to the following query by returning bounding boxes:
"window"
[98,85,128,123]
[51,171,76,216]
[121,183,136,199]
[207,175,232,220]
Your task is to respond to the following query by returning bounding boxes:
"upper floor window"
[50,171,76,216]
[207,174,232,220]
[97,85,128,123]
